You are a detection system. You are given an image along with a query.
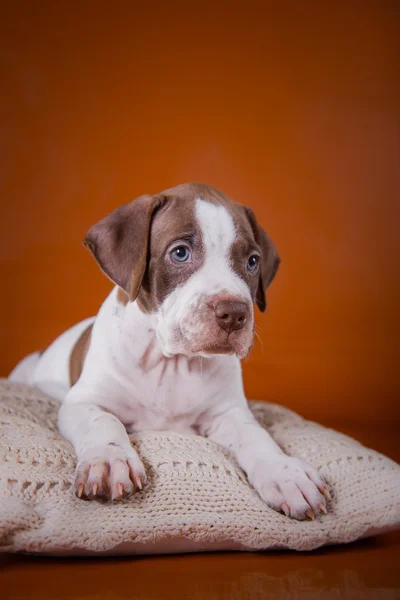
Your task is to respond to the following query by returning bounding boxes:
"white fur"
[9,199,329,516]
[9,351,41,385]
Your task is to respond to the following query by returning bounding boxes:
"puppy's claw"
[306,509,315,521]
[92,483,98,496]
[117,483,124,497]
[321,488,331,500]
[318,502,328,515]
[77,483,84,498]
[135,476,143,491]
[281,502,290,517]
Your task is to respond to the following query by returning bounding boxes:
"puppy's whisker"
[254,329,264,350]
[243,344,254,362]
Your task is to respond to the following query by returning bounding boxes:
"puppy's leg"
[59,401,146,501]
[200,406,330,520]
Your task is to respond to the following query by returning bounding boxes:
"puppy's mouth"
[159,317,254,359]
[179,332,253,359]
[194,342,235,357]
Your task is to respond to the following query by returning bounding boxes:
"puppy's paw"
[249,455,330,520]
[74,443,146,501]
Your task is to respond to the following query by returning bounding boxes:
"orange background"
[1,3,398,426]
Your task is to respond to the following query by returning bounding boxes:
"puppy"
[10,183,329,519]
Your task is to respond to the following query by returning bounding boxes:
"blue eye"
[247,255,259,272]
[170,246,191,263]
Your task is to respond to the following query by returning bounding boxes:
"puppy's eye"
[247,255,259,273]
[170,246,191,263]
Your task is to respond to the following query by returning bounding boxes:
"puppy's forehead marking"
[195,198,236,256]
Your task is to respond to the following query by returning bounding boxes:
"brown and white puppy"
[9,183,329,519]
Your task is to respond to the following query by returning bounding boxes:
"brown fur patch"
[69,324,93,386]
[116,287,129,306]
[136,194,205,313]
[244,206,280,311]
[83,194,166,301]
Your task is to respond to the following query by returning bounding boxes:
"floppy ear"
[245,207,280,313]
[83,194,165,301]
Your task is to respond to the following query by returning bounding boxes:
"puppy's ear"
[245,207,280,312]
[83,194,165,301]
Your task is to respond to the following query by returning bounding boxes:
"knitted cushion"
[0,380,399,555]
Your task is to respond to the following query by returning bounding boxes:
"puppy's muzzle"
[214,300,249,334]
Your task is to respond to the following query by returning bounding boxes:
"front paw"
[249,456,330,520]
[74,443,146,501]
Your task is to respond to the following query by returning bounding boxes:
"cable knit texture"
[0,380,399,555]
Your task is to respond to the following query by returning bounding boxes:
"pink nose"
[214,300,249,333]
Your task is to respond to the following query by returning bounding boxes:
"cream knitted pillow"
[0,380,399,555]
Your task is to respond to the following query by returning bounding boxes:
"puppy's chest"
[116,355,213,433]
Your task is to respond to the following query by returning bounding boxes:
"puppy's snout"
[214,300,249,334]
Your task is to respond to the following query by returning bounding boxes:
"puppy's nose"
[214,300,249,333]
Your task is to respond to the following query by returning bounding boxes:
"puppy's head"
[84,183,280,359]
